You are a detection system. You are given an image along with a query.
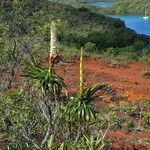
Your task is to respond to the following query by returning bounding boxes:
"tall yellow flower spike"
[79,47,84,97]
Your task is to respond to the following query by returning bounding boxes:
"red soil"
[56,58,150,149]
[107,131,150,150]
[56,58,150,100]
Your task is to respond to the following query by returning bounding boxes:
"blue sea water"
[93,2,150,36]
[111,15,150,36]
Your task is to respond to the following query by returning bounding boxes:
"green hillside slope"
[108,0,150,14]
[50,0,150,14]
[0,0,149,66]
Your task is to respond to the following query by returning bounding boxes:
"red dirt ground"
[107,131,150,149]
[56,58,150,149]
[56,58,150,100]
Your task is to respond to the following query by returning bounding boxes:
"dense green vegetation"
[0,0,150,69]
[49,0,102,5]
[108,0,150,14]
[50,0,150,15]
[89,0,150,15]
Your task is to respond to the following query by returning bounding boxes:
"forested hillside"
[108,0,150,14]
[49,0,102,5]
[0,0,150,68]
[50,0,150,14]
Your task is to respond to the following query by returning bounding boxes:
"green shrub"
[143,112,150,125]
[139,54,150,64]
[81,135,105,150]
[84,42,96,52]
[0,89,42,149]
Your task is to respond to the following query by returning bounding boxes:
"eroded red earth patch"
[56,58,150,149]
[56,58,150,100]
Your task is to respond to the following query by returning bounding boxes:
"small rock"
[134,82,139,85]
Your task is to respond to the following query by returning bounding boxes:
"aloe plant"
[25,21,66,99]
[67,48,117,122]
[81,135,105,150]
[25,62,66,98]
